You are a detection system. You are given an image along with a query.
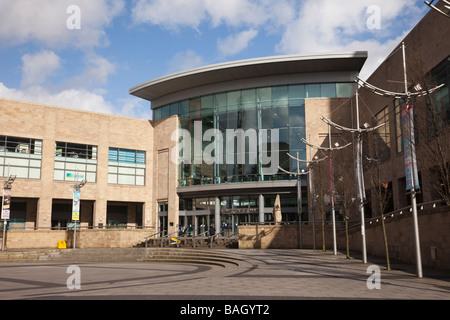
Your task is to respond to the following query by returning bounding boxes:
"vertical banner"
[1,188,11,220]
[72,190,80,221]
[401,104,420,190]
[355,136,366,201]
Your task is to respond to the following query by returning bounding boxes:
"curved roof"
[129,52,367,102]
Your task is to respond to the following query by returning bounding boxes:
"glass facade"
[0,135,42,179]
[108,148,146,186]
[154,83,353,187]
[54,141,97,182]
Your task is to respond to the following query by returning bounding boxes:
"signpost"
[72,190,80,249]
[72,179,86,249]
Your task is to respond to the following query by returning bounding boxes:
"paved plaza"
[0,249,449,302]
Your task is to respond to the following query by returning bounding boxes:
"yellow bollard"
[57,241,67,249]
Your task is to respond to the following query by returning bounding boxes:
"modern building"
[130,52,367,237]
[0,52,367,245]
[0,2,448,254]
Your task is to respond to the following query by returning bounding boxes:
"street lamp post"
[354,42,443,277]
[302,133,351,256]
[282,145,331,250]
[278,152,309,249]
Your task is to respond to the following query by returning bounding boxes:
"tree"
[311,151,329,252]
[333,148,356,259]
[365,128,392,270]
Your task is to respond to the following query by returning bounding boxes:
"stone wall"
[2,229,155,249]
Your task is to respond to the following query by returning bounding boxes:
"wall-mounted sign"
[220,208,258,215]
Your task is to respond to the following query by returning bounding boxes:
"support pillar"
[259,194,264,223]
[215,196,220,236]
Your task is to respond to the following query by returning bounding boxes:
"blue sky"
[0,0,431,119]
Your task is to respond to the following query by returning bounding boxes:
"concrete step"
[47,247,249,269]
[0,249,62,262]
[140,237,238,249]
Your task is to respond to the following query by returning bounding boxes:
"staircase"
[137,235,239,249]
[40,247,250,269]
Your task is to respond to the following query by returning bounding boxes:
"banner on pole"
[1,188,11,220]
[72,190,80,221]
[401,104,420,191]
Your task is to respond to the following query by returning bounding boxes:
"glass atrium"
[153,83,353,187]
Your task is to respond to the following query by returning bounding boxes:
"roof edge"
[129,52,368,96]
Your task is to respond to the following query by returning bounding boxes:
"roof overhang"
[129,52,368,103]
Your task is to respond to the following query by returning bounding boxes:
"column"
[259,194,264,223]
[215,196,220,236]
[93,199,107,228]
[36,197,52,229]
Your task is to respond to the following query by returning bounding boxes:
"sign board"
[72,190,80,221]
[401,104,420,190]
[1,188,11,220]
[220,208,258,215]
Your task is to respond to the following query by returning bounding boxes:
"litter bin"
[57,241,67,249]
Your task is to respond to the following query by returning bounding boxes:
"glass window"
[273,106,289,128]
[289,127,306,150]
[227,90,241,111]
[374,106,390,161]
[169,102,179,116]
[241,89,256,109]
[305,84,320,98]
[154,108,162,121]
[161,105,170,119]
[189,98,201,119]
[0,136,43,180]
[261,107,273,129]
[289,85,305,107]
[258,87,272,108]
[272,86,288,106]
[108,148,146,186]
[277,128,289,151]
[54,141,97,182]
[201,95,214,110]
[289,103,305,127]
[214,93,227,108]
[321,83,336,98]
[242,108,257,130]
[179,100,189,115]
[336,83,353,98]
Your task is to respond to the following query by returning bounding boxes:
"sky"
[0,0,431,120]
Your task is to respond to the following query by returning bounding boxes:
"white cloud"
[0,0,125,48]
[132,0,206,31]
[0,50,122,117]
[131,0,295,30]
[0,82,115,115]
[276,0,426,78]
[167,50,206,73]
[118,97,152,120]
[21,50,62,88]
[217,29,258,58]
